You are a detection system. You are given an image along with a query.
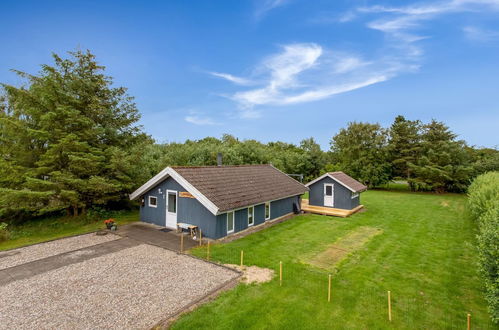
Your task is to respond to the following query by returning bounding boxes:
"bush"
[468,172,499,323]
[477,205,499,323]
[0,222,10,242]
[468,172,499,220]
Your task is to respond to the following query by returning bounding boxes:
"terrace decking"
[301,199,363,218]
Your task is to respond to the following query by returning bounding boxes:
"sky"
[1,0,498,149]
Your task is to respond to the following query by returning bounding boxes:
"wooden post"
[279,261,283,286]
[199,230,202,246]
[467,313,471,330]
[328,274,332,302]
[180,233,184,253]
[388,291,392,322]
[240,250,244,267]
[207,241,210,261]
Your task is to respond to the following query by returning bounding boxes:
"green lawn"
[0,210,139,251]
[177,190,493,329]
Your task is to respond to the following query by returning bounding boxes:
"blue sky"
[1,0,498,149]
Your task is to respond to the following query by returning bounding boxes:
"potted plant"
[104,218,115,230]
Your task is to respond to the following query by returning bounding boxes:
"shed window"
[227,211,234,234]
[248,206,254,226]
[265,202,271,220]
[351,192,359,199]
[148,196,158,208]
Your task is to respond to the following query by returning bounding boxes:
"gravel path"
[0,233,119,270]
[0,244,239,330]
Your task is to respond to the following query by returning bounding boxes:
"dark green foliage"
[0,222,9,242]
[408,120,473,192]
[0,50,149,218]
[388,115,422,180]
[468,172,499,323]
[330,122,391,187]
[133,135,327,183]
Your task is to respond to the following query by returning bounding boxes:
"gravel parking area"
[0,233,119,270]
[0,244,239,330]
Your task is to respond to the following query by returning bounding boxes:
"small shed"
[303,172,367,217]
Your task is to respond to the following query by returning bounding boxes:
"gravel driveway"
[0,233,119,270]
[0,243,239,330]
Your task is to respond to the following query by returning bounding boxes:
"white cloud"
[353,0,499,70]
[273,75,389,105]
[217,43,406,111]
[255,0,289,19]
[184,115,220,126]
[209,0,499,117]
[463,25,499,41]
[208,71,255,86]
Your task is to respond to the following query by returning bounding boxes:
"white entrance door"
[324,184,334,207]
[165,190,178,228]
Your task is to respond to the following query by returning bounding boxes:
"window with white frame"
[351,192,359,199]
[227,211,235,234]
[248,206,254,226]
[265,202,271,220]
[148,196,158,208]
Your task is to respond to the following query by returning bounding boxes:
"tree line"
[1,50,498,221]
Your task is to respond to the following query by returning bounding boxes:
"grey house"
[129,164,308,239]
[305,172,367,210]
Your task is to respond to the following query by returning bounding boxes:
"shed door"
[324,184,334,207]
[165,190,178,228]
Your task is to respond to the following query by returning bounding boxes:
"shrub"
[467,172,499,221]
[0,222,10,242]
[477,205,499,322]
[468,171,499,323]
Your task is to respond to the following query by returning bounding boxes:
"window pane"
[325,185,332,196]
[248,207,254,225]
[168,193,176,213]
[149,197,157,206]
[227,212,234,232]
[265,203,270,219]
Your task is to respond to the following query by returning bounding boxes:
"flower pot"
[106,223,114,230]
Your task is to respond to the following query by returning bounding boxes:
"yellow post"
[388,291,392,322]
[279,261,283,286]
[180,233,184,253]
[467,313,471,330]
[328,274,332,302]
[199,230,202,246]
[207,241,210,261]
[240,250,244,267]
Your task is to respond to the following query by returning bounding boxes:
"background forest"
[1,50,498,221]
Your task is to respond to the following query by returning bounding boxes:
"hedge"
[468,171,499,323]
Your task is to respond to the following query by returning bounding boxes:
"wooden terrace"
[300,199,363,218]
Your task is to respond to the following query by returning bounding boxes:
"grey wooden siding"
[140,177,218,237]
[270,195,300,218]
[140,175,301,239]
[308,176,360,210]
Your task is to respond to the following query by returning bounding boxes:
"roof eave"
[129,167,220,215]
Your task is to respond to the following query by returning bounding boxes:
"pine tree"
[388,115,422,181]
[0,50,149,218]
[409,120,472,192]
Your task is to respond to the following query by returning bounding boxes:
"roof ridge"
[171,164,271,169]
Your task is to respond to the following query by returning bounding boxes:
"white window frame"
[148,196,158,208]
[248,206,254,226]
[226,211,235,234]
[265,202,271,220]
[351,193,359,199]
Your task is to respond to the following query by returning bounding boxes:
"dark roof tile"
[172,164,308,212]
